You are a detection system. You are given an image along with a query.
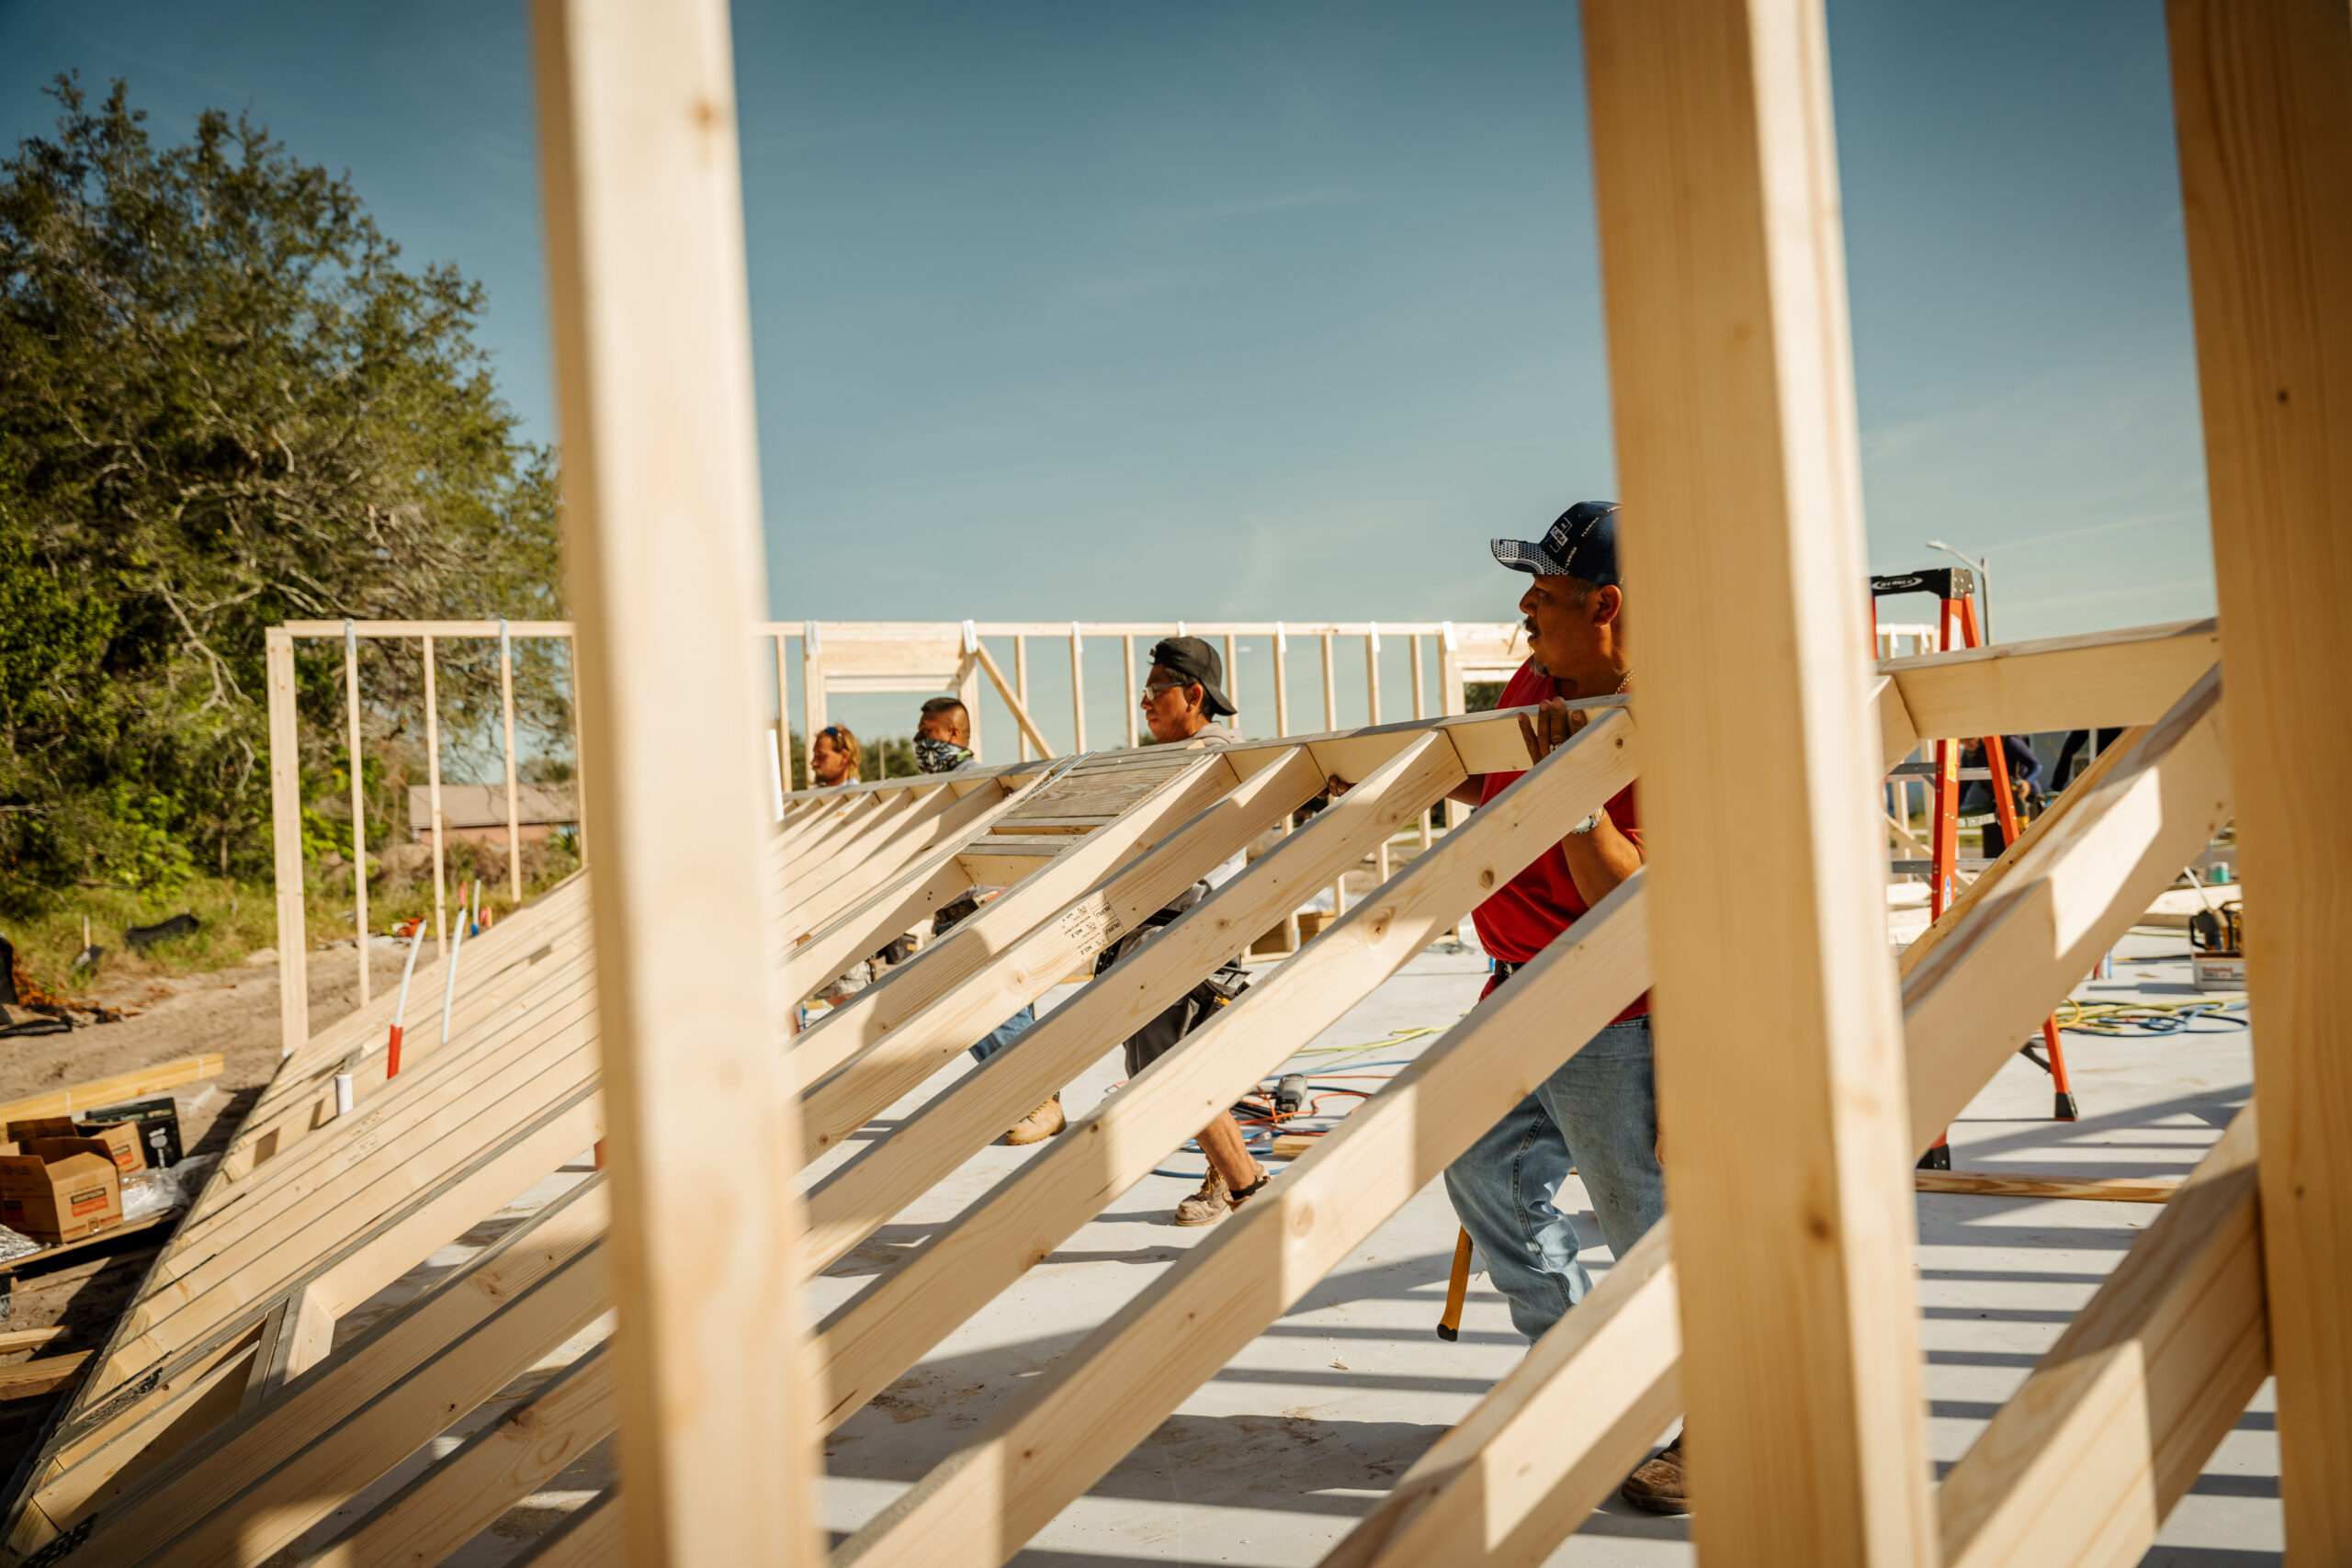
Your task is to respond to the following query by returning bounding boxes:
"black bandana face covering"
[915,736,974,774]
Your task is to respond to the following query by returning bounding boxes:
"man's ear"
[1591,585,1624,627]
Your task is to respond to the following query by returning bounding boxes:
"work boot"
[1001,1095,1066,1146]
[1173,1159,1270,1227]
[1620,1432,1690,1515]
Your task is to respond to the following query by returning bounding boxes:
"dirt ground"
[0,945,413,1485]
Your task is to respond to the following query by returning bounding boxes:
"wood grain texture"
[531,0,815,1556]
[834,869,1650,1568]
[1584,0,1932,1561]
[1938,1110,2267,1568]
[2166,2,2352,1554]
[1319,1225,1681,1568]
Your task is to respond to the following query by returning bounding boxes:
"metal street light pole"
[1925,539,1993,643]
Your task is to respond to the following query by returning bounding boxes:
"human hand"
[1517,697,1590,764]
[1327,774,1351,798]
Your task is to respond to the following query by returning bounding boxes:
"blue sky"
[1,1,2216,747]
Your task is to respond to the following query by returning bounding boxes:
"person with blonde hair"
[810,724,860,788]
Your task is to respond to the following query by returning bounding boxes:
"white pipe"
[440,919,469,1048]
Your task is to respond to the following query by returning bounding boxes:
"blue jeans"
[1442,1014,1665,1342]
[967,1003,1036,1065]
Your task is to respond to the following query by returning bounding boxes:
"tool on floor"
[1874,570,2080,1134]
[385,919,428,1077]
[2188,896,2245,991]
[1437,1229,1475,1341]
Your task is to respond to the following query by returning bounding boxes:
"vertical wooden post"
[1584,2,1933,1563]
[801,621,826,782]
[569,633,590,866]
[500,619,524,909]
[424,634,448,962]
[2166,3,2352,1554]
[344,621,369,1007]
[1069,622,1087,753]
[1365,626,1388,882]
[1122,634,1139,749]
[1223,632,1239,714]
[532,0,819,1561]
[1272,623,1297,947]
[1318,630,1338,730]
[1320,631,1341,916]
[1272,623,1291,737]
[1410,632,1431,851]
[1013,635,1032,761]
[266,628,310,1056]
[775,632,795,795]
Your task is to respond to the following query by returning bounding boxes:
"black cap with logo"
[1492,501,1622,586]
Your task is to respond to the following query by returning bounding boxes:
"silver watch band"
[1565,810,1603,836]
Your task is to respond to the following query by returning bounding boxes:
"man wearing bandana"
[914,695,1065,1145]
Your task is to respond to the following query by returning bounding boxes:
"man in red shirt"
[1444,502,1681,1512]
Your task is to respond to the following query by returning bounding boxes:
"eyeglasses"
[1139,680,1193,702]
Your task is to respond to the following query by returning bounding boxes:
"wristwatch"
[1565,810,1604,836]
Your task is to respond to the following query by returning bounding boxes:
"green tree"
[0,77,565,906]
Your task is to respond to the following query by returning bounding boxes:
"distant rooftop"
[407,783,577,833]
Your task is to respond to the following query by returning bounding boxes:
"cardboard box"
[0,1138,123,1244]
[6,1118,141,1178]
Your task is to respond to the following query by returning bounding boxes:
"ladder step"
[1889,859,1996,875]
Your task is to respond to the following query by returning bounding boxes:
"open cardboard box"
[0,1138,124,1245]
[6,1116,142,1178]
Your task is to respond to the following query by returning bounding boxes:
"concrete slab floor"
[309,927,2277,1567]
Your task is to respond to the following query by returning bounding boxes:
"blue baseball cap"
[1492,502,1621,586]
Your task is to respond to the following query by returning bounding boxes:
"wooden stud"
[502,619,525,908]
[345,622,369,1005]
[1121,634,1138,749]
[1321,1226,1682,1568]
[813,719,1629,1442]
[831,859,1648,1567]
[310,1341,618,1568]
[1223,631,1239,713]
[2165,2,2352,1551]
[802,624,827,784]
[1938,1109,2266,1568]
[970,640,1055,758]
[775,632,795,796]
[532,0,818,1559]
[266,629,310,1055]
[1069,622,1087,753]
[1365,626,1388,882]
[1913,1170,2182,1205]
[511,1487,621,1568]
[0,1056,223,1128]
[424,634,449,963]
[798,749,1329,1267]
[1013,634,1032,761]
[1584,1,1933,1560]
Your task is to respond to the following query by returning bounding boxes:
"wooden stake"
[533,0,818,1558]
[345,620,370,1006]
[266,628,309,1055]
[1585,1,1933,1561]
[424,634,449,963]
[2166,0,2352,1549]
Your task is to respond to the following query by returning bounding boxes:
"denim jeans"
[1442,1012,1665,1342]
[967,1002,1036,1065]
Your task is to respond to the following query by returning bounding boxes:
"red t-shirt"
[1468,660,1648,1021]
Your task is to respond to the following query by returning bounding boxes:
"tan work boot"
[1001,1094,1066,1146]
[1620,1432,1689,1515]
[1173,1159,1270,1227]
